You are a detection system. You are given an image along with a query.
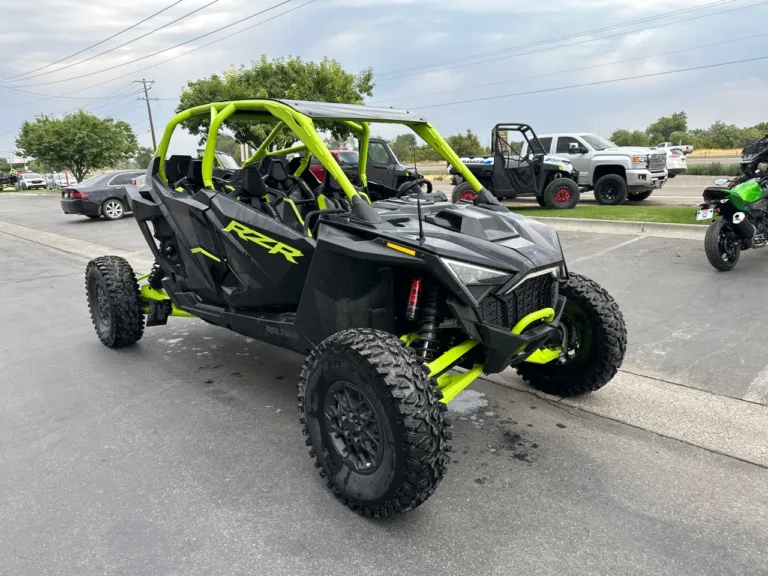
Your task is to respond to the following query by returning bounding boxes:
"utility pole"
[134,79,157,150]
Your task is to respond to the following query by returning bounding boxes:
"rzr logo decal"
[222,221,303,264]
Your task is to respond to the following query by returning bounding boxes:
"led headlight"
[442,258,508,286]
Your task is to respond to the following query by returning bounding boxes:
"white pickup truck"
[522,133,668,203]
[655,141,694,155]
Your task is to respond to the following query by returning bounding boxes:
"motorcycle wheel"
[705,220,741,271]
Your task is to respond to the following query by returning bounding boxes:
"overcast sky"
[1,0,767,158]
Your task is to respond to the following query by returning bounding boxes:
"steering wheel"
[396,177,433,198]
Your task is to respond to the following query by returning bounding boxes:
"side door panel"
[555,137,591,185]
[209,195,315,309]
[367,141,395,188]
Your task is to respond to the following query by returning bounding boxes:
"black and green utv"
[85,99,627,518]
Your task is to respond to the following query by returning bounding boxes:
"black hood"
[372,197,564,274]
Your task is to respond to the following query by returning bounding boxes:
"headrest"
[187,159,203,185]
[265,156,290,182]
[287,156,302,174]
[242,164,267,197]
[323,170,342,192]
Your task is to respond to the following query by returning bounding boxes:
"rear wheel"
[451,181,477,203]
[593,174,628,205]
[516,273,627,396]
[102,198,125,220]
[299,328,450,518]
[543,178,580,209]
[85,256,144,347]
[704,219,741,271]
[628,190,653,201]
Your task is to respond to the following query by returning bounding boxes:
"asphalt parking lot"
[2,193,767,575]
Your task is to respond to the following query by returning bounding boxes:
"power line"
[2,0,220,85]
[16,0,316,105]
[13,0,298,88]
[371,31,768,106]
[411,54,768,110]
[376,0,737,79]
[0,1,186,83]
[377,0,767,81]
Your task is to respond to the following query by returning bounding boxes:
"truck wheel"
[299,328,450,518]
[451,181,477,203]
[628,190,653,201]
[85,256,145,348]
[543,178,579,209]
[593,174,628,205]
[704,220,740,271]
[516,273,627,396]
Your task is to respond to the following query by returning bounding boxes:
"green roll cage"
[154,99,484,202]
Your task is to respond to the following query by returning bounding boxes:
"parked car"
[14,172,47,190]
[60,170,144,220]
[308,149,359,182]
[656,141,694,155]
[46,173,78,189]
[664,147,687,178]
[523,133,667,203]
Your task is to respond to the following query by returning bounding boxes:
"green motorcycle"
[697,171,768,271]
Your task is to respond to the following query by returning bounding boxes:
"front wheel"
[516,273,627,396]
[593,174,628,205]
[543,178,580,209]
[704,219,741,271]
[85,256,145,347]
[299,329,450,518]
[628,190,653,201]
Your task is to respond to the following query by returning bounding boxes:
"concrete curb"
[532,216,707,240]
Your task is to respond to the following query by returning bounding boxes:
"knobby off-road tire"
[451,181,477,203]
[628,190,653,201]
[85,256,144,347]
[543,178,580,209]
[593,174,628,205]
[704,219,741,271]
[516,272,627,396]
[298,328,451,518]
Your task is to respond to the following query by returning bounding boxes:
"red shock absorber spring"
[406,277,422,321]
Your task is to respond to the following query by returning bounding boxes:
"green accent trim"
[225,185,235,192]
[175,187,185,193]
[317,194,328,210]
[436,364,484,403]
[400,332,420,346]
[524,348,562,364]
[295,151,311,177]
[357,121,370,188]
[243,121,285,167]
[510,307,556,335]
[222,220,304,264]
[191,247,221,262]
[412,123,483,192]
[281,198,312,238]
[359,191,371,205]
[138,284,196,318]
[426,339,479,377]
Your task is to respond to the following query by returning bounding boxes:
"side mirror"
[568,143,579,154]
[713,178,729,186]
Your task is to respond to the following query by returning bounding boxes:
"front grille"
[649,154,666,172]
[479,273,555,330]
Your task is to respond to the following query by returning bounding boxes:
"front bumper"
[627,169,667,190]
[449,295,567,374]
[61,198,101,216]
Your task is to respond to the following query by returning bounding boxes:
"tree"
[610,129,649,147]
[15,111,137,181]
[215,134,242,163]
[131,146,155,170]
[646,111,688,143]
[177,55,374,150]
[389,133,417,161]
[446,129,484,157]
[707,121,743,148]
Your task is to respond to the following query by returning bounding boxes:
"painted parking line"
[568,236,647,264]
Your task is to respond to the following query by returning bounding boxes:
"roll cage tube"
[242,121,285,167]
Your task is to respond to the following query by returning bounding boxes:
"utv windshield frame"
[154,99,484,206]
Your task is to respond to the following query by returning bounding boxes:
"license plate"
[696,208,714,220]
